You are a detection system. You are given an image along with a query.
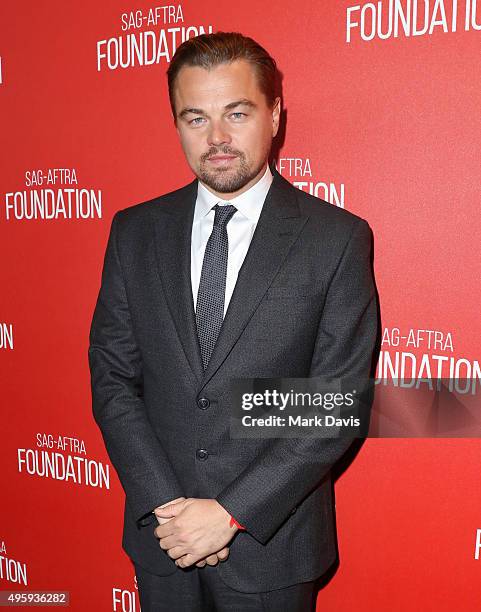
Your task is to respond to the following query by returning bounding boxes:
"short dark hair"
[166,31,279,122]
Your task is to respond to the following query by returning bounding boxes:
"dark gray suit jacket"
[88,164,378,593]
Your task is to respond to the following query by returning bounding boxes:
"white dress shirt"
[191,164,274,316]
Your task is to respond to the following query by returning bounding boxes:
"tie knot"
[213,203,237,227]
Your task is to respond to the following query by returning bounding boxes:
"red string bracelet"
[229,515,246,530]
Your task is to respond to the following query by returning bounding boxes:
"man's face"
[173,59,280,197]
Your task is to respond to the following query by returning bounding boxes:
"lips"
[208,155,237,161]
[207,155,238,166]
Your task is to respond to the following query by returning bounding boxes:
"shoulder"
[296,184,369,230]
[112,179,196,229]
[281,177,374,254]
[274,169,371,235]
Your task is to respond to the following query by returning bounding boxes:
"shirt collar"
[194,163,273,224]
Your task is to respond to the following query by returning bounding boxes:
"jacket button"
[196,449,209,460]
[197,397,210,409]
[291,507,297,515]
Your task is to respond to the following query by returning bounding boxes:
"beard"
[197,152,266,194]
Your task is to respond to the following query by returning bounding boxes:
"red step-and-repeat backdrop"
[1,1,480,610]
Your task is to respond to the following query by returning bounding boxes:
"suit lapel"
[151,167,309,390]
[151,178,205,385]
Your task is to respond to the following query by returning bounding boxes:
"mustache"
[204,150,242,160]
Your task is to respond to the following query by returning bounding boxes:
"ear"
[272,97,281,138]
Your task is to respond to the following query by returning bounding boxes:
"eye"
[230,112,246,119]
[189,117,205,125]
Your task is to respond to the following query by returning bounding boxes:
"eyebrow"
[178,98,258,120]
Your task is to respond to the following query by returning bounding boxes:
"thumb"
[159,496,186,508]
[154,501,184,517]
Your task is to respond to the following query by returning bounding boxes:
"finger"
[205,554,219,566]
[175,553,198,568]
[164,546,186,560]
[217,547,230,561]
[157,535,184,551]
[195,559,207,567]
[154,521,177,540]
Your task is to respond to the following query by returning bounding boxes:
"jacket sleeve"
[215,218,378,545]
[88,211,184,528]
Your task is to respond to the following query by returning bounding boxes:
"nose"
[207,119,232,147]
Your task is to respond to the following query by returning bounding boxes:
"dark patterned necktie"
[195,202,237,370]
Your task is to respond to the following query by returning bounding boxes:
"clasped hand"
[153,498,238,569]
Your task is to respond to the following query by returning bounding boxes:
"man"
[88,31,378,611]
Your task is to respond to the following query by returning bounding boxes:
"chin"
[197,166,243,190]
[217,173,249,190]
